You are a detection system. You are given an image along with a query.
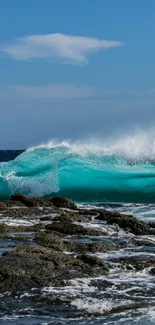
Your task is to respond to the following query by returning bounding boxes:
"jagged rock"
[96,210,150,235]
[49,197,77,210]
[11,194,77,210]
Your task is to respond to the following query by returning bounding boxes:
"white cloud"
[1,33,124,64]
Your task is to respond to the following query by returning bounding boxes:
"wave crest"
[1,131,155,202]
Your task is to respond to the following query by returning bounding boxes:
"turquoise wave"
[1,137,155,203]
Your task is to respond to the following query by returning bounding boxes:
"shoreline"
[0,194,155,319]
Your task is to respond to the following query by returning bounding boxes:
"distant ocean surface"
[0,150,24,162]
[1,132,155,203]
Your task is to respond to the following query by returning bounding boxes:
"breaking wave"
[1,131,155,203]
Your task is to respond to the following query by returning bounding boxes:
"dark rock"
[0,257,56,291]
[79,209,101,216]
[36,232,65,251]
[0,224,10,233]
[46,220,105,236]
[118,256,155,271]
[49,197,77,210]
[0,200,26,209]
[78,254,109,271]
[11,194,37,207]
[69,241,116,254]
[148,222,155,228]
[131,238,155,247]
[40,216,55,222]
[4,244,78,270]
[88,242,115,253]
[96,210,150,235]
[150,268,155,275]
[10,194,77,210]
[69,243,88,254]
[0,242,109,292]
[54,213,89,223]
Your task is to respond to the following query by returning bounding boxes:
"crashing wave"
[1,131,155,202]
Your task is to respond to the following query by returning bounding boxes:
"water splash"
[1,131,155,202]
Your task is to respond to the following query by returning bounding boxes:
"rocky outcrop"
[48,197,77,210]
[96,210,150,235]
[11,194,77,210]
[1,244,109,292]
[0,194,153,298]
[46,220,106,236]
[117,256,155,271]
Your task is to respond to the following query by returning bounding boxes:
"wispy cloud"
[1,33,124,64]
[0,84,99,100]
[0,84,153,101]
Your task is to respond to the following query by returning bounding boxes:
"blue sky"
[0,0,155,148]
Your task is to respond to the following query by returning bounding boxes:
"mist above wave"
[27,130,155,163]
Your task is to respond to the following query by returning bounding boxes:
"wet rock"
[46,220,105,236]
[0,202,11,210]
[131,238,155,247]
[78,254,109,272]
[0,257,56,291]
[0,262,17,281]
[36,232,66,251]
[118,256,155,271]
[150,268,155,275]
[49,197,77,210]
[88,242,116,253]
[148,222,155,228]
[96,210,150,235]
[40,216,55,222]
[0,223,45,237]
[0,224,10,233]
[69,242,88,254]
[69,241,116,254]
[11,194,37,207]
[79,209,101,216]
[5,245,73,266]
[0,200,26,209]
[0,242,109,292]
[10,194,55,209]
[10,194,77,211]
[54,213,89,223]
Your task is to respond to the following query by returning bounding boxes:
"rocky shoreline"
[0,194,155,319]
[0,194,154,292]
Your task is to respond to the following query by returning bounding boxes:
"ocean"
[1,135,155,324]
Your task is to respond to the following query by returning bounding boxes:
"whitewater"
[1,131,155,203]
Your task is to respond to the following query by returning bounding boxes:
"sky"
[0,0,155,148]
